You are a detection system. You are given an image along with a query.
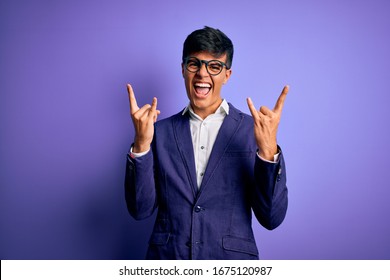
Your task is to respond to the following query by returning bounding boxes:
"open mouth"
[194,82,212,97]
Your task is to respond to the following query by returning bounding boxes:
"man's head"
[182,26,234,119]
[182,26,234,69]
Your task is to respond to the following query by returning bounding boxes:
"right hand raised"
[127,84,160,153]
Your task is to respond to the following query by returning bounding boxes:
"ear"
[223,69,232,84]
[181,63,185,78]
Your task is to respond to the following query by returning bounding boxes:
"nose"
[196,61,209,77]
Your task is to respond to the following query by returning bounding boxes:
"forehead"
[190,51,227,61]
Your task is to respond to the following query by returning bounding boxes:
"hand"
[247,85,289,161]
[127,84,160,153]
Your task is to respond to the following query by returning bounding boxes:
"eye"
[186,59,200,71]
[208,62,222,72]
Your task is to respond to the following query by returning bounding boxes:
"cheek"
[213,79,224,90]
[184,76,193,93]
[183,75,190,86]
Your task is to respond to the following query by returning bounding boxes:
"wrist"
[258,145,278,161]
[258,152,275,161]
[133,140,150,153]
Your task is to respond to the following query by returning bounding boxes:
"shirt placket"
[197,120,208,188]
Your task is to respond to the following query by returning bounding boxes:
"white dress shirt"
[130,99,279,188]
[182,99,230,187]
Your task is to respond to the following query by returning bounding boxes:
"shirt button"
[201,146,205,150]
[200,172,204,176]
[194,206,202,212]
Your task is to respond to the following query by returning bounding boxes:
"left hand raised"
[247,85,289,161]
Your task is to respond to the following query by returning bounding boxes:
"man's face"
[182,52,232,119]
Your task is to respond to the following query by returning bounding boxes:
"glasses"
[184,57,229,76]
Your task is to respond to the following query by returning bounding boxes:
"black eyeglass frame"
[183,56,230,76]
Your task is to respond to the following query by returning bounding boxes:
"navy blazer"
[125,103,288,259]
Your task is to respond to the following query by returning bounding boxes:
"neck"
[191,99,223,119]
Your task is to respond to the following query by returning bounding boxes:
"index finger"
[127,84,139,114]
[273,85,289,113]
[246,97,260,120]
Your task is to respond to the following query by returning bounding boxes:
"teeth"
[195,83,211,88]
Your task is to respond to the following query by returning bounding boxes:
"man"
[125,26,288,259]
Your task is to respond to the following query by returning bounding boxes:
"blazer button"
[194,206,202,212]
[277,168,282,181]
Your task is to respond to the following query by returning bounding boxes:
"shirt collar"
[182,99,229,119]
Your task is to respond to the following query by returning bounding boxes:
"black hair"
[182,26,234,69]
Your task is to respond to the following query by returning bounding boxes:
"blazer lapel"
[198,105,243,195]
[172,112,198,197]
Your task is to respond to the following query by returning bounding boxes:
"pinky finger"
[153,110,161,123]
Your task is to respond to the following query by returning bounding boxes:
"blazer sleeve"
[124,148,158,220]
[251,147,288,230]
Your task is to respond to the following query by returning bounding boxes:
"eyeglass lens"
[186,58,224,75]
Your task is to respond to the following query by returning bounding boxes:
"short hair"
[182,26,234,69]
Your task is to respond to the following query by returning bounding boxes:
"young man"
[125,26,289,259]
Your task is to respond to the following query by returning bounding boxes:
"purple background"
[1,0,389,259]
